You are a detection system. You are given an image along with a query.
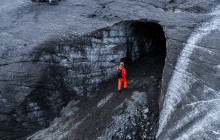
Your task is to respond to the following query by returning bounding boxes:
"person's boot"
[118,90,121,94]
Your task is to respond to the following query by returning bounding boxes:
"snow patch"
[215,65,220,70]
[212,131,220,135]
[143,108,149,114]
[97,93,114,108]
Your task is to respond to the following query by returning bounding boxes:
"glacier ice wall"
[157,5,220,140]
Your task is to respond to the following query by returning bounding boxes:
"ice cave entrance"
[121,21,166,112]
[121,21,166,64]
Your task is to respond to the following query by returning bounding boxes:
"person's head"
[120,62,124,66]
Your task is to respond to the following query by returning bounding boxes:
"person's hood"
[118,66,124,69]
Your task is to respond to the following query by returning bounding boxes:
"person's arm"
[123,69,127,78]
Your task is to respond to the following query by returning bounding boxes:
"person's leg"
[123,78,127,89]
[118,79,122,92]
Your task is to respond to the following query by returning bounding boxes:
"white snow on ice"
[97,92,114,108]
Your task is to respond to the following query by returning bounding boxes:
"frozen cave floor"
[28,54,165,140]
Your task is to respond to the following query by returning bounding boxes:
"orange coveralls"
[117,66,127,91]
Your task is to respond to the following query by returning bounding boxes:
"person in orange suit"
[117,62,127,93]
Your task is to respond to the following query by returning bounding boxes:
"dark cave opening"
[122,21,167,113]
[123,21,166,65]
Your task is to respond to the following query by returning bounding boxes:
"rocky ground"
[28,54,165,140]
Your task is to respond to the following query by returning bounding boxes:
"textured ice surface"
[157,5,220,140]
